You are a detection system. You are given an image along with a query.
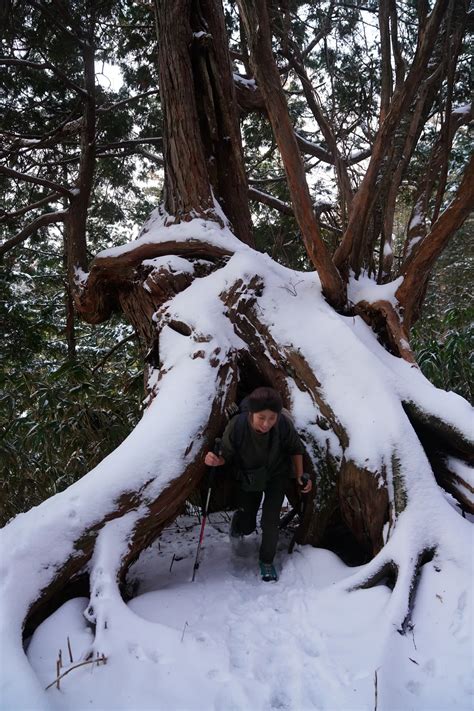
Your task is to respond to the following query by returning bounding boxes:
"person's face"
[250,409,279,434]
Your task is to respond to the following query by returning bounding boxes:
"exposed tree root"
[354,299,415,363]
[403,401,474,512]
[77,238,233,324]
[22,357,237,637]
[345,544,437,633]
[403,401,473,460]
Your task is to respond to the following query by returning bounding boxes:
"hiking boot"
[259,561,278,582]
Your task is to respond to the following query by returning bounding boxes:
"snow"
[347,272,403,307]
[23,517,473,711]
[406,235,423,257]
[96,212,245,260]
[347,148,371,163]
[452,103,472,115]
[73,266,88,286]
[447,456,474,489]
[1,215,473,710]
[409,212,423,230]
[232,73,257,90]
[142,255,196,274]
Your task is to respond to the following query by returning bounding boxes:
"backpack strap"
[277,412,291,444]
[231,411,248,453]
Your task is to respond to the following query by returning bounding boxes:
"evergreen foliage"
[412,223,473,402]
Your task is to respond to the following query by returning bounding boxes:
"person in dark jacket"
[204,387,311,580]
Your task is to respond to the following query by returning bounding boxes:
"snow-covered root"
[335,483,472,634]
[83,512,145,660]
[232,260,473,629]
[0,347,238,709]
[2,224,473,707]
[346,308,473,510]
[331,504,473,703]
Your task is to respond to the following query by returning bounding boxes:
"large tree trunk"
[153,0,253,247]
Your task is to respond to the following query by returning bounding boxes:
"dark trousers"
[234,475,287,564]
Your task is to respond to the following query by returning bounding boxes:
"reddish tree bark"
[396,154,474,330]
[334,0,458,276]
[153,0,254,246]
[237,0,346,310]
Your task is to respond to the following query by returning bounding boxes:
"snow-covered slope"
[26,515,473,711]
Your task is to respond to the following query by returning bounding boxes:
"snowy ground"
[26,512,472,711]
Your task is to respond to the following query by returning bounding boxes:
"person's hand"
[204,452,225,467]
[298,473,312,494]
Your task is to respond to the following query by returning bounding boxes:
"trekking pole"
[288,473,311,554]
[191,438,222,581]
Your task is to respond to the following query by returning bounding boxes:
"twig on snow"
[46,654,107,690]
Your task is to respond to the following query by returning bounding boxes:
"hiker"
[204,386,312,581]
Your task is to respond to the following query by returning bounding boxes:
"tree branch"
[0,210,68,258]
[96,137,163,151]
[0,57,89,97]
[282,40,354,217]
[334,0,456,276]
[29,0,88,49]
[64,36,96,282]
[0,166,73,198]
[0,192,60,222]
[378,0,393,122]
[396,154,474,330]
[248,186,293,215]
[92,334,137,373]
[237,0,345,309]
[97,90,161,113]
[249,187,342,235]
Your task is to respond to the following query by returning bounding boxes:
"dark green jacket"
[221,414,305,492]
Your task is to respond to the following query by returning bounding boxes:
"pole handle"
[299,472,310,490]
[208,438,222,487]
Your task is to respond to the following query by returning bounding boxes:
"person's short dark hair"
[247,387,283,414]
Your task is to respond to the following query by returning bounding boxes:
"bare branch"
[248,186,293,216]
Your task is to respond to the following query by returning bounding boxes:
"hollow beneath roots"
[195,355,373,565]
[317,510,373,566]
